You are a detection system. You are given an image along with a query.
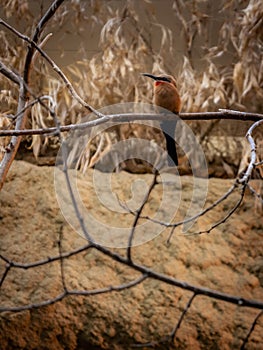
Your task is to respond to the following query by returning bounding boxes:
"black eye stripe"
[158,77,171,83]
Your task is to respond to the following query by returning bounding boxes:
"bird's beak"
[141,73,158,81]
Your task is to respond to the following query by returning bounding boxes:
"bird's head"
[142,73,178,88]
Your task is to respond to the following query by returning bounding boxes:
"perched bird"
[142,73,181,166]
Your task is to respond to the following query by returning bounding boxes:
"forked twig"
[0,19,104,119]
[188,181,246,235]
[239,119,263,184]
[0,0,65,190]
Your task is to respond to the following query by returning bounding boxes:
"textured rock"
[0,161,262,349]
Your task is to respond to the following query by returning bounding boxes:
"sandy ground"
[0,160,262,349]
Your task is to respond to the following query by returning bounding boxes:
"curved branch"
[0,18,104,118]
[0,274,148,312]
[239,119,263,184]
[23,0,65,85]
[0,0,65,191]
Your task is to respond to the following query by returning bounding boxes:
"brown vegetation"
[0,1,262,349]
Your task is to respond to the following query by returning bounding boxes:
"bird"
[142,73,181,166]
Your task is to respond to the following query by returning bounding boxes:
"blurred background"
[0,0,262,176]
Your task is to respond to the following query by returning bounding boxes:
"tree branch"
[0,61,21,85]
[0,18,104,118]
[53,109,263,314]
[0,110,262,137]
[0,0,65,190]
[126,171,159,261]
[240,310,263,350]
[239,119,263,184]
[0,273,148,312]
[132,292,197,348]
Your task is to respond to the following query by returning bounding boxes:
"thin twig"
[147,182,238,242]
[3,241,262,310]
[107,176,245,241]
[69,273,148,296]
[5,95,55,127]
[0,263,12,288]
[0,243,92,269]
[0,80,28,190]
[32,33,53,66]
[0,18,104,119]
[240,310,263,350]
[0,61,21,85]
[247,183,263,204]
[170,292,197,341]
[0,60,58,128]
[126,171,159,261]
[239,119,263,184]
[61,142,94,243]
[133,292,197,347]
[0,274,148,313]
[90,244,263,310]
[0,0,65,190]
[22,0,65,85]
[189,182,246,235]
[57,225,67,293]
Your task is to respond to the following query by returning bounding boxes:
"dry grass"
[0,0,262,175]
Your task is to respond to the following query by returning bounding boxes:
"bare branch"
[0,243,92,270]
[95,244,263,310]
[60,142,94,243]
[6,95,56,128]
[57,225,68,293]
[0,61,21,85]
[0,273,148,313]
[239,119,263,184]
[0,18,104,118]
[0,292,68,313]
[0,0,65,190]
[218,109,263,120]
[126,171,159,261]
[189,182,246,235]
[32,33,53,66]
[0,2,262,348]
[23,0,66,84]
[0,110,262,138]
[133,292,197,348]
[247,183,263,205]
[0,262,11,289]
[240,310,263,350]
[138,182,238,243]
[170,292,197,341]
[68,273,148,297]
[0,80,29,190]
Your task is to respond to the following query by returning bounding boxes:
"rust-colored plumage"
[142,73,181,166]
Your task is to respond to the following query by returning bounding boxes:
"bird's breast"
[154,84,181,113]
